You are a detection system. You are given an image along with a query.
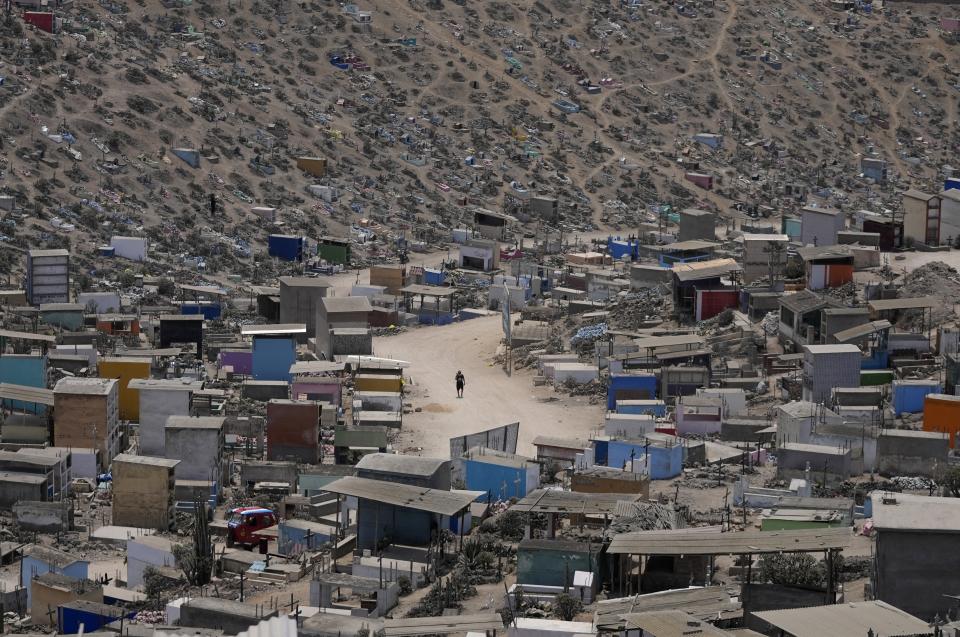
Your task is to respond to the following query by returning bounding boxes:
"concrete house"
[316,296,372,360]
[323,475,474,551]
[111,454,179,530]
[109,236,148,261]
[356,453,451,490]
[871,491,960,620]
[801,344,861,403]
[164,416,226,488]
[242,324,304,382]
[778,290,832,348]
[902,189,941,246]
[30,573,102,627]
[800,205,845,246]
[52,378,120,468]
[26,249,70,305]
[938,187,960,246]
[130,378,200,457]
[20,545,89,608]
[279,276,331,340]
[677,208,716,242]
[461,447,539,502]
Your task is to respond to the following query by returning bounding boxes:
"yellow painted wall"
[98,359,151,421]
[354,374,403,393]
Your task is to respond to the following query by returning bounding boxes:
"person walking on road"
[455,370,465,398]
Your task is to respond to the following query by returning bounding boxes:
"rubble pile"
[898,261,960,328]
[607,289,668,330]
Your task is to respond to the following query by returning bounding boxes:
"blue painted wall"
[423,269,447,285]
[605,440,683,479]
[59,605,134,634]
[21,555,88,607]
[279,523,332,554]
[40,310,84,331]
[0,355,47,413]
[268,235,304,262]
[181,303,222,320]
[464,458,529,502]
[607,374,658,409]
[615,400,667,417]
[892,381,941,416]
[252,336,296,381]
[607,236,639,261]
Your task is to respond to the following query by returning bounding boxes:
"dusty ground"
[374,315,604,458]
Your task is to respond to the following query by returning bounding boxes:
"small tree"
[943,466,960,497]
[553,592,583,621]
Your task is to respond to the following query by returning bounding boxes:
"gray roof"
[802,344,861,355]
[595,587,740,629]
[53,377,117,395]
[510,489,643,515]
[621,611,732,637]
[279,276,332,288]
[165,415,226,430]
[28,249,69,257]
[607,527,851,555]
[241,324,306,336]
[801,205,844,216]
[24,544,87,568]
[867,297,937,312]
[780,442,850,456]
[113,454,180,468]
[182,597,262,618]
[321,296,372,313]
[832,320,891,343]
[321,476,474,516]
[127,378,200,391]
[753,601,930,637]
[779,289,828,313]
[355,453,447,476]
[871,492,960,532]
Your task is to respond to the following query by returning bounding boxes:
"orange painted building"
[95,314,141,336]
[923,393,960,447]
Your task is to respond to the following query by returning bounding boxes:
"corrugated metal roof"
[832,320,892,343]
[355,453,446,476]
[289,361,346,374]
[510,489,643,515]
[868,297,937,311]
[753,601,931,637]
[0,329,56,343]
[672,258,742,282]
[399,284,457,297]
[383,613,504,636]
[607,527,850,555]
[594,586,741,629]
[241,324,306,335]
[621,611,733,637]
[321,476,474,516]
[0,383,54,406]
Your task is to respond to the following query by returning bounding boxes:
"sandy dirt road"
[372,315,604,459]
